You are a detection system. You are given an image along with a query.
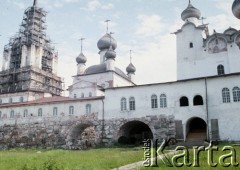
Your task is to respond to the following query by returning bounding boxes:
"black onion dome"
[97,33,117,51]
[126,63,136,74]
[76,52,87,64]
[105,46,116,59]
[233,0,240,19]
[181,2,201,21]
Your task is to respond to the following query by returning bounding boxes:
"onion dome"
[181,1,201,21]
[76,52,87,64]
[232,0,240,19]
[97,33,117,51]
[105,46,116,60]
[126,63,136,74]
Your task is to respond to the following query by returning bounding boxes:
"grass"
[0,147,144,170]
[138,144,240,170]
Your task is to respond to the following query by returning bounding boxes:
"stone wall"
[0,113,176,149]
[102,114,176,145]
[0,113,103,150]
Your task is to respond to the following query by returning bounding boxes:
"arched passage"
[118,121,153,145]
[68,123,96,149]
[186,117,207,142]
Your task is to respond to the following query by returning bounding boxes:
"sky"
[0,0,240,94]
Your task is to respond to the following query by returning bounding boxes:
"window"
[81,93,84,98]
[222,88,231,103]
[74,94,77,99]
[233,87,240,102]
[86,104,91,114]
[193,95,204,106]
[129,97,135,111]
[69,106,74,115]
[180,96,189,107]
[10,110,14,118]
[9,98,13,103]
[38,108,42,117]
[0,99,2,104]
[0,111,2,118]
[160,94,167,108]
[121,98,127,111]
[190,42,193,48]
[89,92,92,97]
[53,107,58,116]
[19,97,24,102]
[151,95,158,108]
[23,109,28,117]
[217,65,225,75]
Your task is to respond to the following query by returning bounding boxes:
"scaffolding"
[0,4,63,96]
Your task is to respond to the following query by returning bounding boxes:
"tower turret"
[126,50,136,82]
[76,38,87,75]
[181,0,201,25]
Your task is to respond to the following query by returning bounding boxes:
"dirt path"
[111,150,178,170]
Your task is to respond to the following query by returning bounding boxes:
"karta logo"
[142,139,239,167]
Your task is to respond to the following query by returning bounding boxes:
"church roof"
[84,63,129,80]
[181,1,201,21]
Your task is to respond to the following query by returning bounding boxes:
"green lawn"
[0,147,144,170]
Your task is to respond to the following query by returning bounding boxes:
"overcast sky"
[0,0,240,92]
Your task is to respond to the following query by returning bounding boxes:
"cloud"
[81,0,114,11]
[12,2,26,9]
[136,14,165,37]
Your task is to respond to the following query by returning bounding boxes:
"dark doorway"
[186,117,207,141]
[118,121,153,145]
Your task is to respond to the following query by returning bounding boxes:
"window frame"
[160,94,167,108]
[217,65,225,75]
[129,97,136,111]
[121,97,127,111]
[69,106,74,115]
[222,88,231,103]
[233,87,240,102]
[53,107,58,116]
[151,95,158,109]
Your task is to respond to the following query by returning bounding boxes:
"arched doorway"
[118,121,153,145]
[68,123,96,149]
[186,117,207,142]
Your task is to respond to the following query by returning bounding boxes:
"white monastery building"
[0,0,240,149]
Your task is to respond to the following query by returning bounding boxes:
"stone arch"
[67,123,96,149]
[117,120,153,145]
[186,117,207,142]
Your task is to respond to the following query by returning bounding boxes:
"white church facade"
[0,0,240,149]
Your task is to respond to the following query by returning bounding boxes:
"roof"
[106,72,240,90]
[84,63,130,80]
[0,96,104,108]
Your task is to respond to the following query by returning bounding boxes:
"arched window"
[190,42,193,48]
[69,106,74,115]
[23,109,28,117]
[129,97,135,111]
[9,98,12,103]
[10,110,14,118]
[121,98,127,111]
[160,94,167,108]
[38,108,42,117]
[53,107,58,116]
[74,94,77,99]
[180,96,189,107]
[19,96,24,102]
[193,95,204,106]
[233,87,240,102]
[89,92,92,97]
[217,65,225,75]
[151,95,158,109]
[222,88,231,103]
[86,104,91,114]
[81,93,84,98]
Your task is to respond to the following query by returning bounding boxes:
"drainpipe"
[101,98,105,145]
[204,78,210,141]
